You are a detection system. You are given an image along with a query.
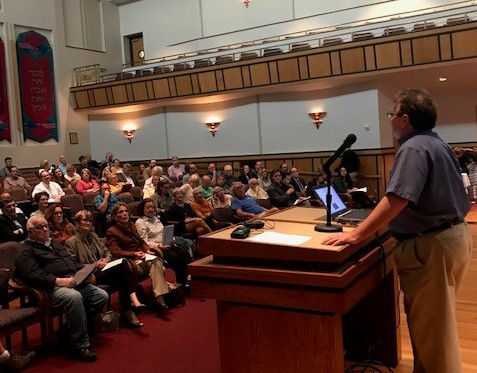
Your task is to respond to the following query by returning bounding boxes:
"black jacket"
[289,177,306,195]
[267,182,296,208]
[15,239,82,292]
[0,213,27,243]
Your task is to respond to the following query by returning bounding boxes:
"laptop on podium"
[313,185,373,223]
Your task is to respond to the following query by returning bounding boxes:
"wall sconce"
[243,0,251,7]
[205,121,220,137]
[123,129,136,143]
[308,112,327,129]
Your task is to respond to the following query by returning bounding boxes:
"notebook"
[162,224,175,245]
[313,185,373,223]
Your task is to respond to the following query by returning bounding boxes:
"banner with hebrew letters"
[0,38,10,142]
[17,30,58,143]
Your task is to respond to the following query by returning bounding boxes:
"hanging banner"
[0,38,10,142]
[17,30,58,143]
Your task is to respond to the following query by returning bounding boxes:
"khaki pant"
[395,223,472,373]
[135,259,169,298]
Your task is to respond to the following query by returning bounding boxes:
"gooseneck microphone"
[322,134,357,175]
[315,134,357,233]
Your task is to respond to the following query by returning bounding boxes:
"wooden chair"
[131,186,143,201]
[61,194,85,217]
[119,192,134,204]
[8,188,28,202]
[82,192,98,211]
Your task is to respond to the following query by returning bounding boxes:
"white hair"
[26,216,47,231]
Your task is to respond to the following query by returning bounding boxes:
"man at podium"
[323,88,471,373]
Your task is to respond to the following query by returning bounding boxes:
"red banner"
[0,38,10,142]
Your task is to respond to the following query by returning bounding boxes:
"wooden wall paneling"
[87,90,95,106]
[152,79,171,99]
[198,71,217,93]
[364,46,376,71]
[269,61,279,84]
[222,67,243,90]
[285,159,293,168]
[233,161,241,173]
[242,66,252,87]
[412,36,440,64]
[266,160,283,171]
[168,78,177,96]
[308,53,331,78]
[399,40,413,66]
[293,158,313,173]
[375,42,401,69]
[452,29,477,59]
[250,63,270,86]
[92,88,108,106]
[330,52,342,75]
[75,91,90,109]
[277,58,300,82]
[111,85,128,104]
[191,74,200,94]
[131,82,148,101]
[298,56,309,79]
[216,70,225,91]
[125,84,134,101]
[313,158,323,172]
[340,47,365,74]
[106,87,114,104]
[146,81,154,99]
[175,75,193,96]
[439,34,452,61]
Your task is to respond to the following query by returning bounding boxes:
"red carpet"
[10,273,221,373]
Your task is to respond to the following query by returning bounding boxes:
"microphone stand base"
[314,224,343,233]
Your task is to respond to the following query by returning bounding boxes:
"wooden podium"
[189,207,400,373]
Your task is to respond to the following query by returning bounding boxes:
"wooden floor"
[394,220,477,372]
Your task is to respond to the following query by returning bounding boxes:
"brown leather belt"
[392,217,464,241]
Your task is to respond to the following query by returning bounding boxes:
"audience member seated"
[0,156,12,178]
[143,174,160,199]
[207,163,221,186]
[94,182,120,222]
[105,203,170,313]
[250,161,263,179]
[0,198,27,242]
[0,341,35,371]
[108,174,125,195]
[179,174,201,204]
[85,154,100,176]
[152,180,175,214]
[182,163,199,185]
[3,166,31,192]
[144,166,173,188]
[39,159,55,174]
[122,163,138,187]
[110,159,123,175]
[143,159,157,180]
[57,154,69,175]
[338,149,360,183]
[51,167,70,190]
[101,164,113,182]
[66,210,144,328]
[15,216,108,362]
[268,169,306,208]
[238,164,252,185]
[231,182,278,220]
[45,203,74,245]
[77,155,96,177]
[0,192,25,216]
[258,169,271,190]
[32,170,65,202]
[101,151,114,168]
[139,163,147,179]
[167,156,185,185]
[190,188,213,224]
[215,174,231,194]
[280,163,289,173]
[333,166,353,194]
[223,164,235,188]
[30,192,50,217]
[305,173,326,197]
[211,187,233,208]
[135,199,193,287]
[282,171,292,185]
[246,178,269,199]
[65,164,81,184]
[198,175,214,200]
[167,189,212,236]
[290,167,307,196]
[76,169,100,195]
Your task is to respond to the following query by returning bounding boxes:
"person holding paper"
[15,216,108,362]
[66,210,144,328]
[106,203,170,314]
[135,199,193,287]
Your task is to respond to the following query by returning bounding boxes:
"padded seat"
[61,194,84,217]
[8,188,28,202]
[0,308,38,330]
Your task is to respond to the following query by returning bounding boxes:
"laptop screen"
[314,185,347,215]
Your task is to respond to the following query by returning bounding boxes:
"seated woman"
[333,167,353,194]
[106,203,169,313]
[166,189,212,236]
[211,187,232,208]
[45,203,75,245]
[258,169,271,190]
[51,167,70,190]
[64,164,81,184]
[305,173,326,197]
[238,164,251,185]
[190,188,213,222]
[66,210,144,328]
[30,191,50,217]
[135,199,193,287]
[110,159,123,175]
[76,168,100,195]
[107,174,125,195]
[215,175,231,195]
[152,180,175,214]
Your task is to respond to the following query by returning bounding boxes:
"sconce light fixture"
[205,121,221,137]
[308,112,327,129]
[243,0,251,7]
[123,129,136,143]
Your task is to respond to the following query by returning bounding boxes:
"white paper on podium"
[101,258,124,272]
[248,231,312,246]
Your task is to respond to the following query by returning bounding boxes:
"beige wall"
[0,0,122,168]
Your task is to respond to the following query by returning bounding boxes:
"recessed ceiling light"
[439,77,447,82]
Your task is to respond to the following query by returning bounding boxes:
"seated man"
[179,174,201,204]
[15,216,108,362]
[267,169,310,208]
[290,167,307,196]
[143,174,160,199]
[231,182,278,220]
[245,178,269,199]
[198,175,214,200]
[144,166,173,188]
[223,164,235,188]
[0,192,25,216]
[143,159,157,180]
[0,198,27,242]
[94,182,120,222]
[3,166,31,192]
[207,163,221,186]
[31,170,65,202]
[181,163,198,185]
[167,156,185,185]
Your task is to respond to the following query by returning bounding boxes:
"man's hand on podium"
[322,231,360,246]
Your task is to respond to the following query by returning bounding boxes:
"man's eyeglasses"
[32,224,48,230]
[386,112,402,119]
